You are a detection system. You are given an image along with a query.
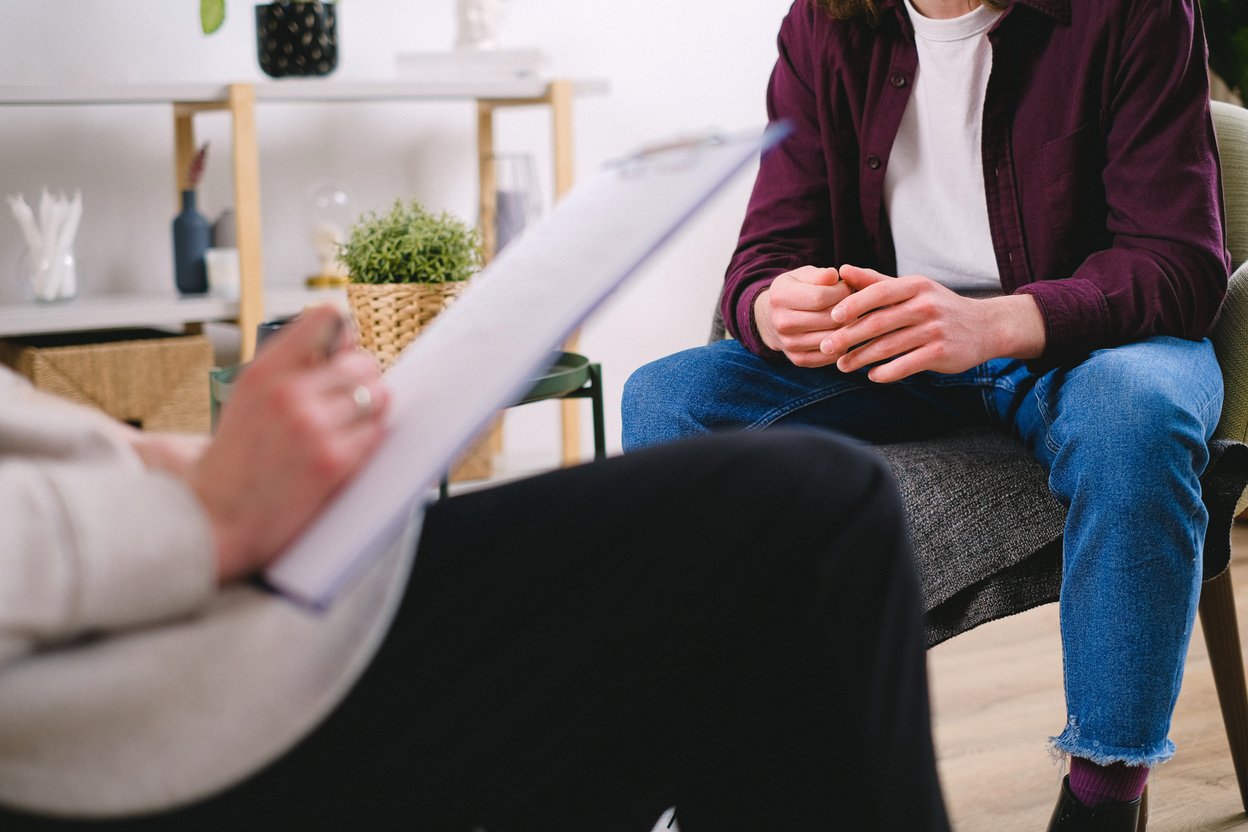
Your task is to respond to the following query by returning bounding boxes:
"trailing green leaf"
[339,199,482,284]
[200,0,225,35]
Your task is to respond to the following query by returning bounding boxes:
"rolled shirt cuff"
[1015,278,1112,368]
[734,278,786,362]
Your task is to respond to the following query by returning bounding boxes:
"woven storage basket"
[346,281,494,481]
[0,329,212,433]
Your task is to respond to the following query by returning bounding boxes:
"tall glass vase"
[173,190,211,295]
[492,154,542,254]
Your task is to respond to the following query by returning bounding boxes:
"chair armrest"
[1213,261,1248,445]
[1213,101,1248,269]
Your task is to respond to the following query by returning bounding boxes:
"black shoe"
[1046,776,1145,831]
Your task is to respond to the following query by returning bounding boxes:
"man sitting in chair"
[622,0,1228,830]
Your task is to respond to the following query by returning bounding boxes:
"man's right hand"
[754,266,850,367]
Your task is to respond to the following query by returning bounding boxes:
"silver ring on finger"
[351,384,373,419]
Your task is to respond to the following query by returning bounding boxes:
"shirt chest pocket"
[1040,122,1109,270]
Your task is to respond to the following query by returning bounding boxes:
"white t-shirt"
[884,0,1003,291]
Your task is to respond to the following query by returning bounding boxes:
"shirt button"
[866,155,882,170]
[890,73,908,89]
[1008,251,1016,264]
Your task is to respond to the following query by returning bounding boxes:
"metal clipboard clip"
[604,133,729,178]
[602,123,793,179]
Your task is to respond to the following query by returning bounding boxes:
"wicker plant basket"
[346,280,494,481]
[346,281,467,371]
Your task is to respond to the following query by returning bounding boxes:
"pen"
[321,313,345,362]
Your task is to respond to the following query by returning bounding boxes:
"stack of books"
[395,49,547,83]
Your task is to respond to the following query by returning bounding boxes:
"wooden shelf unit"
[0,79,606,462]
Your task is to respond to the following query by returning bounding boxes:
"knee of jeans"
[1053,367,1214,506]
[622,353,713,450]
[1073,341,1221,427]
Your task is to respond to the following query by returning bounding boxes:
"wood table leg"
[227,83,265,362]
[548,80,582,466]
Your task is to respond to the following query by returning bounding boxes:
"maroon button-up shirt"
[724,0,1230,367]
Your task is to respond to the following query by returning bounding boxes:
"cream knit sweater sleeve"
[0,371,216,669]
[0,367,416,818]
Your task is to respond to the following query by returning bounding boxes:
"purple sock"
[1069,757,1150,806]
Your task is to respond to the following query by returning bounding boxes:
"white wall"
[0,0,793,469]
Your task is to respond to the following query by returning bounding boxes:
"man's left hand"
[820,265,1047,383]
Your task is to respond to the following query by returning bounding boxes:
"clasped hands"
[754,265,1046,382]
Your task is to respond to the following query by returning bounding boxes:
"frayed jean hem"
[1050,725,1175,768]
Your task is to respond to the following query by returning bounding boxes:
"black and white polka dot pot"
[255,2,338,78]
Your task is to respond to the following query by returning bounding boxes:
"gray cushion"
[874,430,1248,647]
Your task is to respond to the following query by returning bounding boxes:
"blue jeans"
[622,337,1224,766]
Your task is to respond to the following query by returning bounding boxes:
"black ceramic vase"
[255,2,338,78]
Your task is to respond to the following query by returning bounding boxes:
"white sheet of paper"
[264,126,787,609]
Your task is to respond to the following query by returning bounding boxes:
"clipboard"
[264,123,791,609]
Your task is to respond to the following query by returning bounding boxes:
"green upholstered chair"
[877,100,1248,811]
[895,102,1248,809]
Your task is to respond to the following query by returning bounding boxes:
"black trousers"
[1,431,949,831]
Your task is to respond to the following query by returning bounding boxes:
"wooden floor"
[930,523,1248,831]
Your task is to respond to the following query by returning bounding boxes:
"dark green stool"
[439,352,605,499]
[209,351,606,496]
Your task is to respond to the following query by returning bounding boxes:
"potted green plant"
[200,0,339,78]
[1202,0,1247,103]
[340,198,490,480]
[338,198,483,370]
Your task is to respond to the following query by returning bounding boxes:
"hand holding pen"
[188,306,391,584]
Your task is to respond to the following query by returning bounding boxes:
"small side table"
[439,352,605,499]
[516,352,606,459]
[211,352,606,494]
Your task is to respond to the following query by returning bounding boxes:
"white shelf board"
[0,79,608,108]
[254,78,609,103]
[0,84,234,107]
[0,287,345,338]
